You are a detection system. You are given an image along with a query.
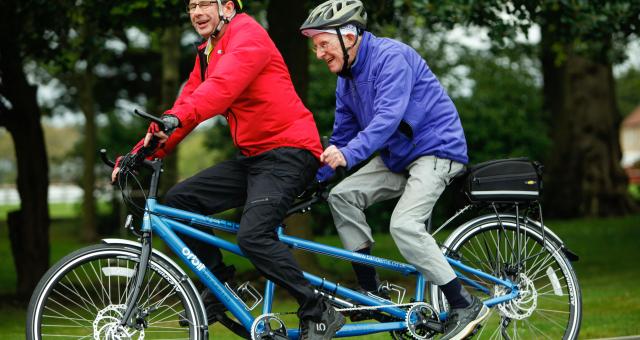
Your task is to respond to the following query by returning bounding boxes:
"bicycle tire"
[430,215,582,339]
[27,243,207,339]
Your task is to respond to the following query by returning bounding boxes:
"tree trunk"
[79,69,98,241]
[267,0,310,102]
[267,0,318,268]
[0,14,51,298]
[541,31,637,217]
[159,27,182,196]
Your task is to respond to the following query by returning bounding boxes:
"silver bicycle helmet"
[300,0,367,31]
[300,0,367,78]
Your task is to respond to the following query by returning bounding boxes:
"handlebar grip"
[335,166,346,179]
[320,136,347,181]
[100,149,116,167]
[134,109,166,131]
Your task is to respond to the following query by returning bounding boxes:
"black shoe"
[299,300,346,340]
[440,296,489,340]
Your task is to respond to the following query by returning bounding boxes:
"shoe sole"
[325,313,346,340]
[448,305,489,340]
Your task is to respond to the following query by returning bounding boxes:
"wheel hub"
[93,304,145,340]
[495,273,538,320]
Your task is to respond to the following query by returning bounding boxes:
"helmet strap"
[210,0,237,39]
[336,28,351,77]
[335,27,361,78]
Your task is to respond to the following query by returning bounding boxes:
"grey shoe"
[299,300,346,340]
[440,296,489,340]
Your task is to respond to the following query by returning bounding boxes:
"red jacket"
[139,13,321,160]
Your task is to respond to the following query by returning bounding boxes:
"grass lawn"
[0,208,638,339]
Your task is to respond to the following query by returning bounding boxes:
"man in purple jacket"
[301,1,488,339]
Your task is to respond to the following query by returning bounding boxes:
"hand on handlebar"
[106,110,180,184]
[111,154,133,184]
[144,114,180,146]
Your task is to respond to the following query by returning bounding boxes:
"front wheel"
[27,244,206,339]
[430,216,582,339]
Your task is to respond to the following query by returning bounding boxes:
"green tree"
[0,0,74,298]
[408,0,640,217]
[455,46,549,164]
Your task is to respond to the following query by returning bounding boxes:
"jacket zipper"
[474,173,537,184]
[227,109,249,155]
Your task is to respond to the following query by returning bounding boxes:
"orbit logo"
[182,247,206,272]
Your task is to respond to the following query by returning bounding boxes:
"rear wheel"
[430,217,581,339]
[27,244,206,339]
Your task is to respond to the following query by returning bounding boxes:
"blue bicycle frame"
[141,197,519,339]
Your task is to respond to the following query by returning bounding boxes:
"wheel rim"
[33,249,198,339]
[434,222,580,339]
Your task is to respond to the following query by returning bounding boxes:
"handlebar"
[99,109,163,169]
[134,109,166,131]
[101,117,345,216]
[100,149,116,167]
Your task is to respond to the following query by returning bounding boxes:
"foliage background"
[0,0,639,337]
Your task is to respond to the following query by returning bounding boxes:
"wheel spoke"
[29,246,199,340]
[432,219,581,340]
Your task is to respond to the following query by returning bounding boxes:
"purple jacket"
[318,31,468,181]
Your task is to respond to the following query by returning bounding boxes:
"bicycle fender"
[443,214,579,262]
[101,238,209,323]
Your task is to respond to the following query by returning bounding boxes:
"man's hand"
[320,145,346,169]
[110,153,138,183]
[144,114,180,146]
[111,155,128,184]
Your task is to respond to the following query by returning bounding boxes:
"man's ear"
[345,33,358,47]
[223,0,235,15]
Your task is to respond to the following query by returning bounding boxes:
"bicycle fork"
[118,231,153,330]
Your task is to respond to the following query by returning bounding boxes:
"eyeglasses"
[312,40,336,54]
[186,0,217,13]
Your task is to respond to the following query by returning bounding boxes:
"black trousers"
[164,147,323,320]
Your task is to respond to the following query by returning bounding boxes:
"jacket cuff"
[339,147,355,170]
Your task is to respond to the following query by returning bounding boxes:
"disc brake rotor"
[93,304,145,340]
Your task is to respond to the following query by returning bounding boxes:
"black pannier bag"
[465,158,543,202]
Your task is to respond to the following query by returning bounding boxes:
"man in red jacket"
[112,1,344,338]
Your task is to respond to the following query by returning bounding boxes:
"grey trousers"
[327,155,463,285]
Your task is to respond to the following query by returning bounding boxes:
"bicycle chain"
[259,301,423,317]
[251,302,438,340]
